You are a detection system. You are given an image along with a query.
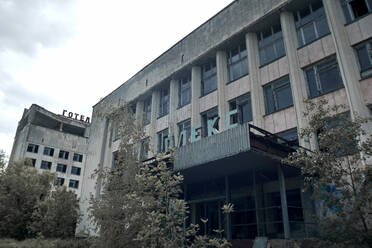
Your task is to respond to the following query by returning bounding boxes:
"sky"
[0,0,234,158]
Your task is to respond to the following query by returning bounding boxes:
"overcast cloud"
[0,0,233,158]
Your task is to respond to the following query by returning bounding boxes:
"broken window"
[355,39,372,78]
[201,107,219,137]
[227,42,249,82]
[178,119,191,146]
[229,93,253,125]
[294,0,330,47]
[341,0,372,23]
[305,56,344,98]
[157,128,169,153]
[201,60,217,96]
[258,24,286,66]
[263,76,293,114]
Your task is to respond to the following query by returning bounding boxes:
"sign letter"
[226,109,238,130]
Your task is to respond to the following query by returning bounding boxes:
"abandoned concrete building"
[10,104,90,197]
[75,0,372,242]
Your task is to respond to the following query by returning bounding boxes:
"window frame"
[57,177,65,186]
[201,60,217,96]
[159,85,170,118]
[27,143,39,153]
[73,153,83,162]
[304,56,344,98]
[40,160,52,170]
[228,93,253,125]
[43,147,54,157]
[178,119,191,146]
[263,76,294,114]
[179,74,191,107]
[341,0,372,23]
[56,163,67,173]
[140,138,150,161]
[143,96,152,126]
[354,39,372,78]
[71,166,81,176]
[294,0,331,47]
[69,179,79,189]
[157,128,169,153]
[58,150,69,160]
[227,42,249,82]
[258,24,286,66]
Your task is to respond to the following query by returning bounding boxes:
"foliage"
[0,160,56,240]
[0,159,80,240]
[284,99,372,248]
[29,187,80,239]
[0,150,6,171]
[90,103,231,248]
[0,238,91,248]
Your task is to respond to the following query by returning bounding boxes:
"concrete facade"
[77,0,372,238]
[10,104,90,197]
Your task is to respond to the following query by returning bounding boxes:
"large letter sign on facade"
[226,109,238,130]
[207,116,219,136]
[191,125,202,143]
[165,136,174,153]
[178,130,187,147]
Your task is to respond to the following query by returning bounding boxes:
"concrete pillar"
[277,164,290,238]
[216,51,229,131]
[246,32,265,128]
[191,66,202,128]
[322,0,372,122]
[169,79,179,145]
[150,90,160,155]
[135,100,144,126]
[300,187,315,237]
[280,11,311,149]
[224,175,232,240]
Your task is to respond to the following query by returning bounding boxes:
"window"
[143,96,152,126]
[201,107,219,137]
[227,42,248,82]
[305,56,344,98]
[229,93,253,125]
[27,143,39,153]
[258,24,286,66]
[40,160,52,170]
[26,158,36,167]
[264,76,293,114]
[71,166,81,176]
[355,39,372,78]
[43,147,54,157]
[112,121,120,142]
[178,119,191,146]
[157,129,169,153]
[56,163,67,173]
[341,0,372,23]
[294,0,330,47]
[140,138,150,160]
[159,86,170,117]
[179,74,191,107]
[58,150,69,160]
[73,153,83,162]
[112,151,119,169]
[276,128,299,149]
[201,60,217,96]
[57,177,65,186]
[69,179,79,189]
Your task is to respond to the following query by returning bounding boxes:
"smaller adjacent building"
[9,104,90,197]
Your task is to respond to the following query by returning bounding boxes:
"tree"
[28,186,80,239]
[0,150,6,171]
[0,159,55,240]
[284,99,372,248]
[90,103,231,248]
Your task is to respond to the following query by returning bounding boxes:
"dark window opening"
[71,166,81,176]
[69,179,79,189]
[40,160,52,170]
[227,42,249,82]
[341,0,372,23]
[58,150,69,160]
[73,153,83,162]
[264,76,293,114]
[355,39,372,78]
[43,147,54,157]
[143,96,152,126]
[157,128,169,153]
[57,177,65,186]
[27,143,39,153]
[178,119,191,146]
[56,163,67,173]
[229,93,253,125]
[159,86,170,117]
[201,107,219,137]
[140,138,150,160]
[179,74,191,107]
[201,60,217,96]
[258,24,286,66]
